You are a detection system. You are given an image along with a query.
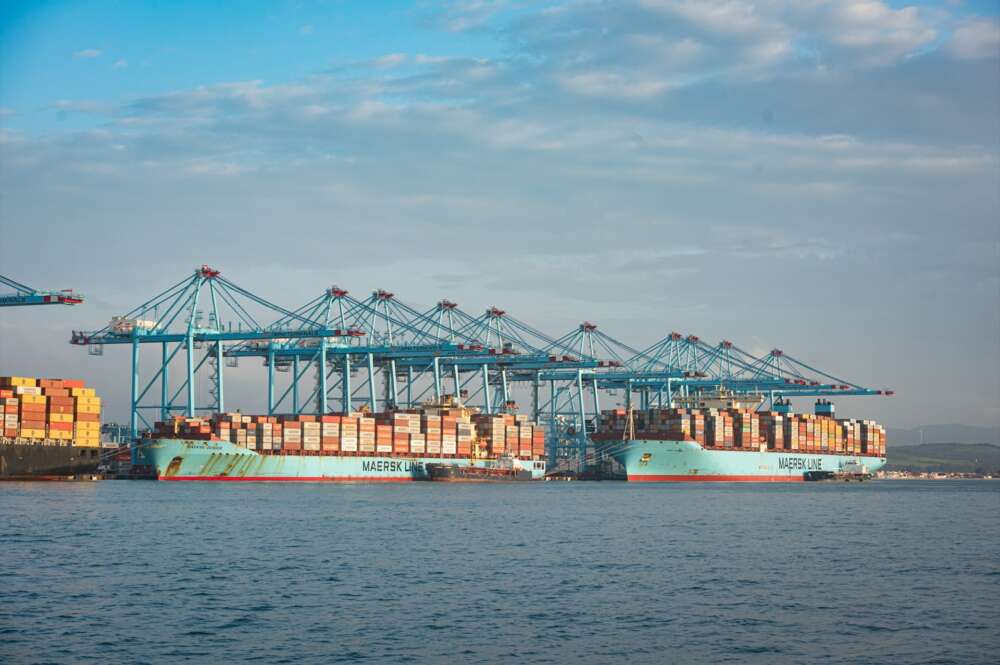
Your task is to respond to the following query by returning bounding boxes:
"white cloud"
[820,1,937,63]
[52,99,114,114]
[557,69,672,99]
[73,48,102,59]
[371,53,408,68]
[414,54,456,65]
[113,59,128,69]
[434,0,513,32]
[948,17,1000,60]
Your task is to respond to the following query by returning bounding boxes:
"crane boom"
[0,274,84,307]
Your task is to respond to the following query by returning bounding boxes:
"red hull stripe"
[160,475,415,483]
[630,474,805,482]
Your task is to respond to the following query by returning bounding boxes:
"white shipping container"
[410,441,426,453]
[303,435,321,445]
[376,443,392,453]
[426,442,441,453]
[359,440,376,452]
[341,437,358,451]
[304,441,321,451]
[442,441,457,454]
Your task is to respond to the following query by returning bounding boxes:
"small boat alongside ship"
[424,456,537,482]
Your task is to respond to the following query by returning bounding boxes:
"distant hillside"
[887,424,1000,447]
[885,443,1000,474]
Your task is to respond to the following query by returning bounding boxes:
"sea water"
[1,480,997,664]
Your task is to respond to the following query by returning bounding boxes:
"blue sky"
[1,0,998,428]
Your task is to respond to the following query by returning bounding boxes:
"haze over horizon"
[1,0,998,429]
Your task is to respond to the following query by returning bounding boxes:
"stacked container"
[0,376,102,447]
[148,403,551,460]
[596,406,886,457]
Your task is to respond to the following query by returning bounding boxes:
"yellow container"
[69,387,96,397]
[49,413,74,423]
[2,376,38,387]
[76,421,100,429]
[75,396,101,406]
[20,428,45,439]
[74,439,100,447]
[19,393,46,403]
[75,404,101,414]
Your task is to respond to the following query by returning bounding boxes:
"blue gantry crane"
[1,274,83,307]
[69,266,363,438]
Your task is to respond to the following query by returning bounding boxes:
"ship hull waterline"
[607,439,886,482]
[1,442,102,480]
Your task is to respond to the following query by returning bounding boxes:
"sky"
[0,0,998,429]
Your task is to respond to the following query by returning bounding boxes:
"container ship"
[592,399,886,482]
[0,376,103,480]
[137,397,547,482]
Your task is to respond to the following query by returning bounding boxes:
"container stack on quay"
[149,403,548,461]
[0,376,102,447]
[596,407,886,457]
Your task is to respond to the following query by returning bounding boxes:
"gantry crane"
[1,275,83,307]
[69,265,893,472]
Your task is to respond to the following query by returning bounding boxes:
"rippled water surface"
[1,480,998,664]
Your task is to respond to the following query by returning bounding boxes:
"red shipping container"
[48,421,73,431]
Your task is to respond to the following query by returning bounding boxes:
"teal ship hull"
[610,439,886,482]
[137,438,547,482]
